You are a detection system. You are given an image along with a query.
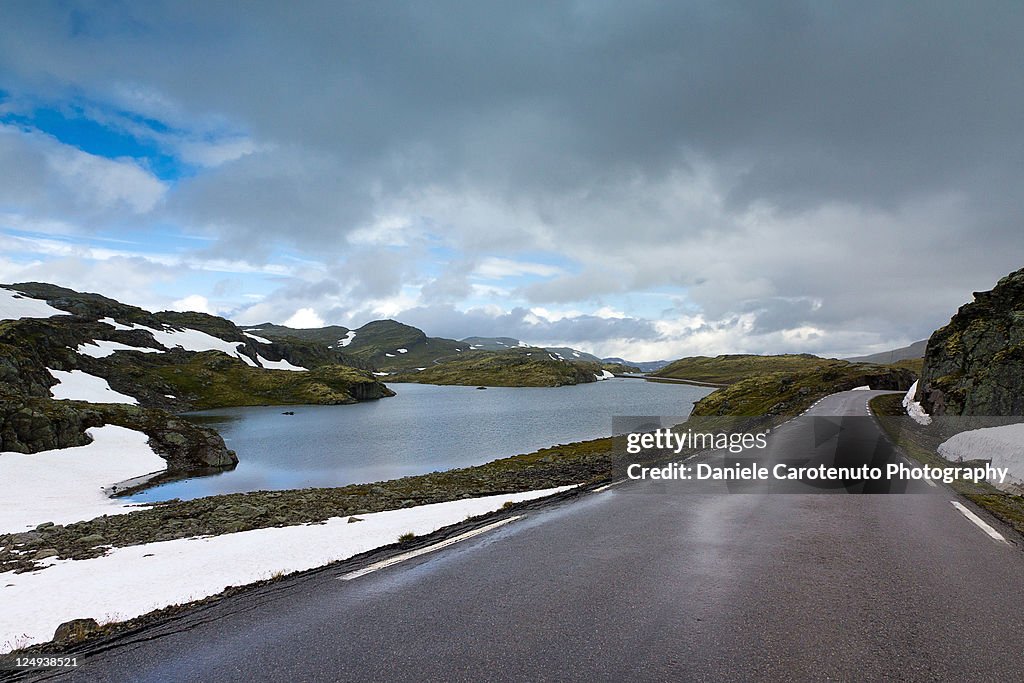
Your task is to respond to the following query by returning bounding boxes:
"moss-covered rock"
[918,267,1024,416]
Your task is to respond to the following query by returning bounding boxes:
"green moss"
[389,349,605,387]
[652,354,835,385]
[147,353,394,408]
[691,361,915,417]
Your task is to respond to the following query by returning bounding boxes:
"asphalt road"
[37,391,1024,682]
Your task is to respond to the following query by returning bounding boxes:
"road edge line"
[338,515,523,580]
[951,501,1008,544]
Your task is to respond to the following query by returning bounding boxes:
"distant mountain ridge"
[845,340,927,364]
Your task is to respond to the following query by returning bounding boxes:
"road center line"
[951,501,1007,544]
[338,515,523,580]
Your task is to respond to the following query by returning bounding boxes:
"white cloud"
[283,307,325,328]
[475,257,564,280]
[171,294,213,314]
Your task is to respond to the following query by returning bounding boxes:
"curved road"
[37,391,1024,681]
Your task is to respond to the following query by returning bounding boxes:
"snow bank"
[138,325,257,367]
[76,340,161,358]
[902,381,931,425]
[244,331,272,344]
[338,330,356,347]
[852,385,871,391]
[99,317,134,331]
[256,355,307,371]
[0,486,573,652]
[0,289,67,321]
[939,424,1024,487]
[47,369,138,405]
[594,370,615,381]
[0,426,164,534]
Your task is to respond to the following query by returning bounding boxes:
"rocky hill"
[918,267,1024,416]
[0,283,394,473]
[389,348,621,387]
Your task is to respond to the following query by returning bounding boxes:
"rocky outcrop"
[918,267,1024,416]
[0,393,237,468]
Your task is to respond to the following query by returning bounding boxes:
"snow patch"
[902,381,931,425]
[385,353,395,357]
[939,424,1024,488]
[47,369,138,405]
[138,325,257,367]
[0,486,573,652]
[244,332,272,344]
[0,425,165,534]
[0,289,68,321]
[99,317,134,331]
[852,385,871,391]
[256,355,307,372]
[338,330,356,347]
[594,370,615,381]
[75,340,161,358]
[372,372,390,376]
[397,348,408,354]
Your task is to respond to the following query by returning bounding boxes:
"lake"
[127,378,713,501]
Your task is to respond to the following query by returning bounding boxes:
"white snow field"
[939,423,1024,487]
[76,340,162,358]
[47,369,138,404]
[0,486,572,652]
[0,288,68,321]
[255,356,307,371]
[88,319,306,370]
[0,426,165,534]
[902,380,932,425]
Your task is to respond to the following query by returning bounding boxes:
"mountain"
[461,336,528,351]
[461,336,610,365]
[652,354,832,385]
[601,357,670,373]
[0,283,392,412]
[918,267,1024,416]
[846,340,927,364]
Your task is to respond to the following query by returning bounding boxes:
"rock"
[33,548,58,560]
[77,534,106,546]
[347,516,363,523]
[919,266,1024,415]
[34,522,55,531]
[53,618,100,643]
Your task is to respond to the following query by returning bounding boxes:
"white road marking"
[594,480,625,492]
[339,515,523,580]
[951,501,1007,544]
[925,478,937,488]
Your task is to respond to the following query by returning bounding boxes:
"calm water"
[128,378,713,501]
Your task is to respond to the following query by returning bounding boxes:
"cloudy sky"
[1,2,1022,361]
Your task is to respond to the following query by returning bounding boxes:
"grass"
[652,354,834,384]
[390,349,608,387]
[142,353,394,408]
[870,393,1024,536]
[691,361,916,417]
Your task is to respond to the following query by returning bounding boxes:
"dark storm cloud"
[2,1,1023,352]
[398,305,659,345]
